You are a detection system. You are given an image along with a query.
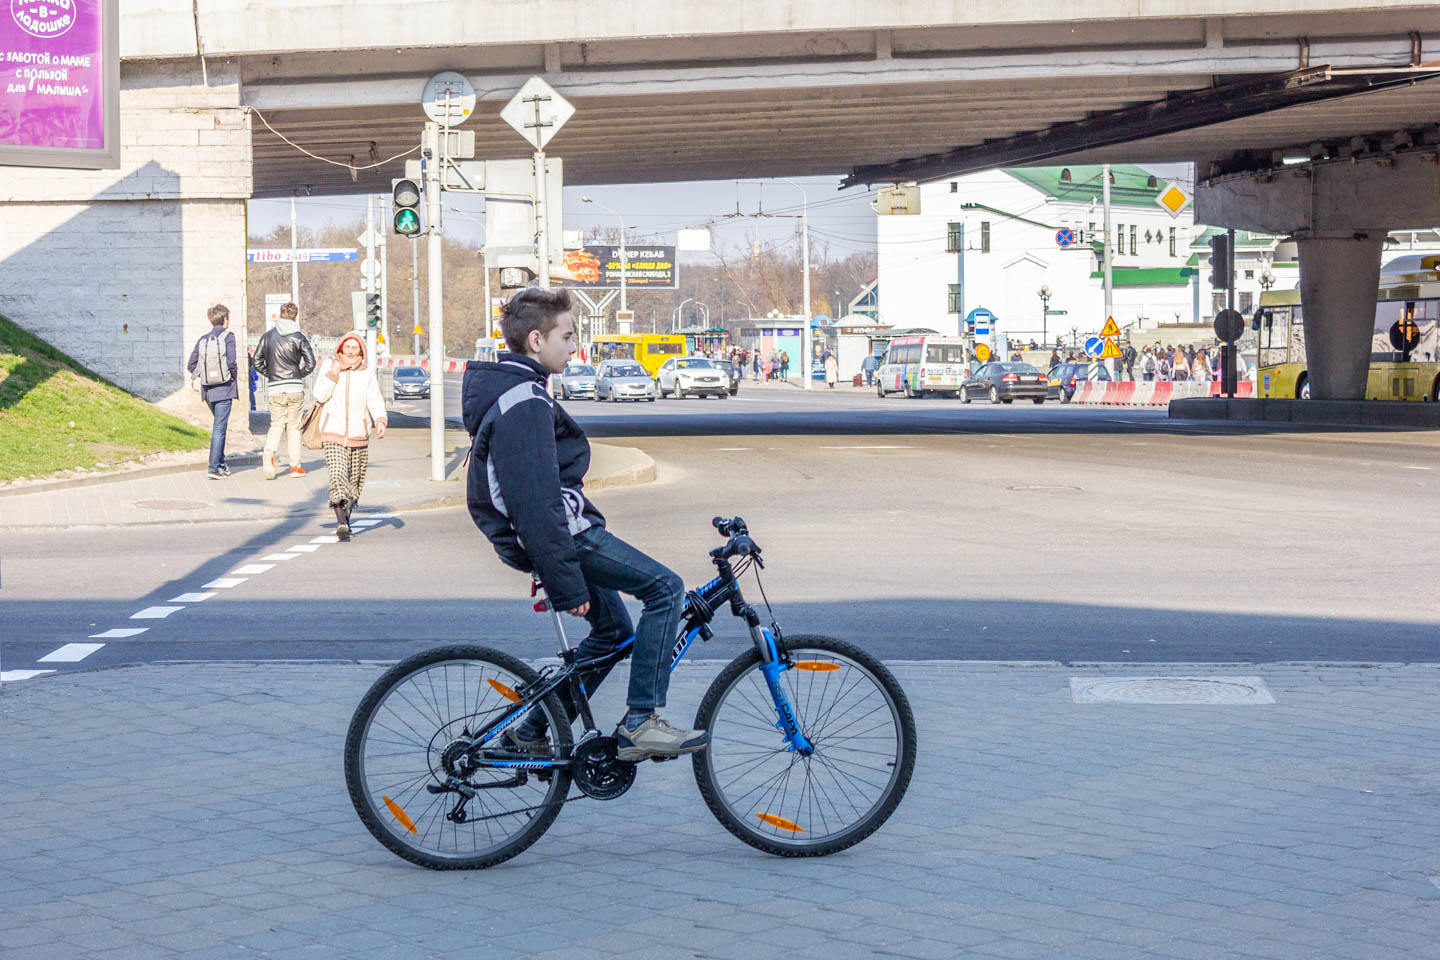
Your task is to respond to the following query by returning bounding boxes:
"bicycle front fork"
[750,622,814,756]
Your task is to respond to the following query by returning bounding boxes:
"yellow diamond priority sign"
[1155,181,1192,218]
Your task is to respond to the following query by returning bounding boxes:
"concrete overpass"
[2,1,1438,411]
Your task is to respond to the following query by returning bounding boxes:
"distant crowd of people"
[1038,341,1254,382]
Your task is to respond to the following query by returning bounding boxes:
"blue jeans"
[570,526,685,713]
[206,398,232,471]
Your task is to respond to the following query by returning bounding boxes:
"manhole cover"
[1007,484,1083,493]
[1071,676,1275,705]
[134,498,208,511]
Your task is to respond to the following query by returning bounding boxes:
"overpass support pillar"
[1196,148,1440,400]
[1296,232,1385,400]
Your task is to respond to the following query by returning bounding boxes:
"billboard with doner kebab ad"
[558,245,678,290]
[1,0,119,169]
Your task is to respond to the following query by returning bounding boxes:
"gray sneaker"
[614,714,709,761]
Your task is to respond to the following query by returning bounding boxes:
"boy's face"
[527,312,577,374]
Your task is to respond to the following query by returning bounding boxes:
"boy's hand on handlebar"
[567,602,590,617]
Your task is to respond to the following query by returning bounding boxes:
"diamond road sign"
[1155,181,1192,218]
[500,76,574,151]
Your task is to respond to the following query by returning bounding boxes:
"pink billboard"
[0,0,118,167]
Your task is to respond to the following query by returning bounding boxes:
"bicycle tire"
[692,635,916,857]
[344,645,573,870]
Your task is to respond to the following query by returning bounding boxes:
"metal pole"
[619,217,628,314]
[365,194,377,358]
[411,237,421,357]
[534,151,550,287]
[379,193,389,352]
[483,248,492,340]
[801,192,812,388]
[1102,163,1114,377]
[289,195,299,306]
[424,122,446,483]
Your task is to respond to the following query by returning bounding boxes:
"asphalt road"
[5,387,1439,679]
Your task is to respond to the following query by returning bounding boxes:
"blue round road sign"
[1055,227,1076,248]
[1084,336,1103,358]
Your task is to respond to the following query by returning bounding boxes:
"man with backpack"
[186,304,238,479]
[250,302,317,479]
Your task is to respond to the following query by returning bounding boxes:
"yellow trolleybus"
[1257,257,1440,401]
[590,334,686,377]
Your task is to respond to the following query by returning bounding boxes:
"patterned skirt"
[323,442,369,508]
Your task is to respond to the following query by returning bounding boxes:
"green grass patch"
[0,313,210,482]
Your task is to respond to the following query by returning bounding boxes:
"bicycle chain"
[459,790,588,824]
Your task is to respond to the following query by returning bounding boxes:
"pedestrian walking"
[312,332,387,541]
[186,304,238,479]
[861,352,880,386]
[1158,349,1173,381]
[248,362,258,411]
[779,350,790,380]
[824,350,838,389]
[1192,348,1212,383]
[250,302,317,480]
[1048,349,1060,371]
[752,352,760,381]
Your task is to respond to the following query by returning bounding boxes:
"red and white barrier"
[379,357,465,374]
[1068,380,1256,407]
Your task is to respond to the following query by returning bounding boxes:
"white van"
[876,335,969,398]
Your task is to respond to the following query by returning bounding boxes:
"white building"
[876,165,1198,350]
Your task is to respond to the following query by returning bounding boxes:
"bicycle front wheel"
[693,635,916,856]
[344,645,573,870]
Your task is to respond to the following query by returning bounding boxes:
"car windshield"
[675,358,713,369]
[607,364,645,377]
[999,363,1039,374]
[565,365,595,376]
[394,368,425,378]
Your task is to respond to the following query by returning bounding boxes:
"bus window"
[926,343,965,364]
[650,342,683,355]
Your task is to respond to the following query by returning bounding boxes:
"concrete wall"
[0,60,251,430]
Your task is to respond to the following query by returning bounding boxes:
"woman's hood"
[335,332,368,367]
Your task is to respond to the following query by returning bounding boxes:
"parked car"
[391,365,430,400]
[712,359,741,396]
[657,356,728,399]
[555,363,597,400]
[594,360,657,402]
[960,362,1047,404]
[1046,362,1112,402]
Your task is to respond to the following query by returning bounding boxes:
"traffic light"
[365,293,381,328]
[1209,233,1231,290]
[392,178,422,236]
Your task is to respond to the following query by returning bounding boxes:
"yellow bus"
[590,334,686,377]
[1256,258,1440,401]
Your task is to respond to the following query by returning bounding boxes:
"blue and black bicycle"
[343,516,917,869]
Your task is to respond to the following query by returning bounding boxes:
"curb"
[0,451,264,499]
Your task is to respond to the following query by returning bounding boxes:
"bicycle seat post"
[533,576,571,651]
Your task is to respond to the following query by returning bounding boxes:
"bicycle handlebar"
[710,516,760,561]
[712,516,747,537]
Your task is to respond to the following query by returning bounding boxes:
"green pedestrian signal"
[392,178,423,236]
[365,293,382,328]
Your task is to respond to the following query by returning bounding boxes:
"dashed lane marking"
[131,606,183,619]
[1,670,54,682]
[203,577,248,589]
[168,592,216,603]
[818,445,913,450]
[287,545,321,553]
[260,553,301,561]
[309,536,339,544]
[90,628,147,639]
[231,564,275,575]
[38,643,105,663]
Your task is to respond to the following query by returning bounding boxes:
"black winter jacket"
[463,353,605,610]
[251,325,316,384]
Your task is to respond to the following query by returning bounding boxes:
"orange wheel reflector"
[792,661,840,672]
[755,812,803,832]
[487,678,522,703]
[382,795,417,834]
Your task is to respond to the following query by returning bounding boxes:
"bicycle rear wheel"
[693,635,916,856]
[344,645,573,869]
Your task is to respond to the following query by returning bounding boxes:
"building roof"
[1087,266,1196,286]
[1006,164,1169,208]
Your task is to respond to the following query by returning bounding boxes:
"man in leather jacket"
[251,302,317,478]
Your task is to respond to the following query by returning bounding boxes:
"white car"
[657,356,729,399]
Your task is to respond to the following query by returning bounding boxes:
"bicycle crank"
[570,736,636,800]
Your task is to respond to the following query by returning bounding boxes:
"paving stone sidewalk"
[0,426,652,528]
[1,660,1437,960]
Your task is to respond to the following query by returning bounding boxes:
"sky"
[245,165,1192,262]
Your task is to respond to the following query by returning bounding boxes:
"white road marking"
[168,592,216,603]
[131,606,183,619]
[203,577,247,589]
[288,544,321,552]
[819,445,913,450]
[38,643,105,663]
[716,447,753,451]
[1401,465,1432,471]
[90,628,147,639]
[356,513,395,519]
[0,670,54,682]
[260,553,301,561]
[310,536,340,544]
[350,520,381,529]
[232,564,275,575]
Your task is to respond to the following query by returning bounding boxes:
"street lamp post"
[581,196,626,314]
[1037,284,1052,346]
[778,178,812,389]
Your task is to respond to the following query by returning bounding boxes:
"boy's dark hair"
[207,303,230,326]
[500,287,572,353]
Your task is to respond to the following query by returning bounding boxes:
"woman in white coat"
[312,332,386,540]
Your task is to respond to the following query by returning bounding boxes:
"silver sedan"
[555,364,597,400]
[594,360,657,402]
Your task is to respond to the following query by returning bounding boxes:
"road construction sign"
[1098,337,1123,360]
[413,323,423,335]
[1099,316,1121,338]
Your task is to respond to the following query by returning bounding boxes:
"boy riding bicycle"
[462,287,710,761]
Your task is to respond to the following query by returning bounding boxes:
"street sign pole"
[379,193,389,352]
[535,150,551,287]
[424,121,447,483]
[290,195,299,307]
[364,195,377,355]
[1102,163,1115,378]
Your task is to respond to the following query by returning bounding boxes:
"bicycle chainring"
[570,736,636,800]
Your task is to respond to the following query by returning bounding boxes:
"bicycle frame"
[462,548,813,775]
